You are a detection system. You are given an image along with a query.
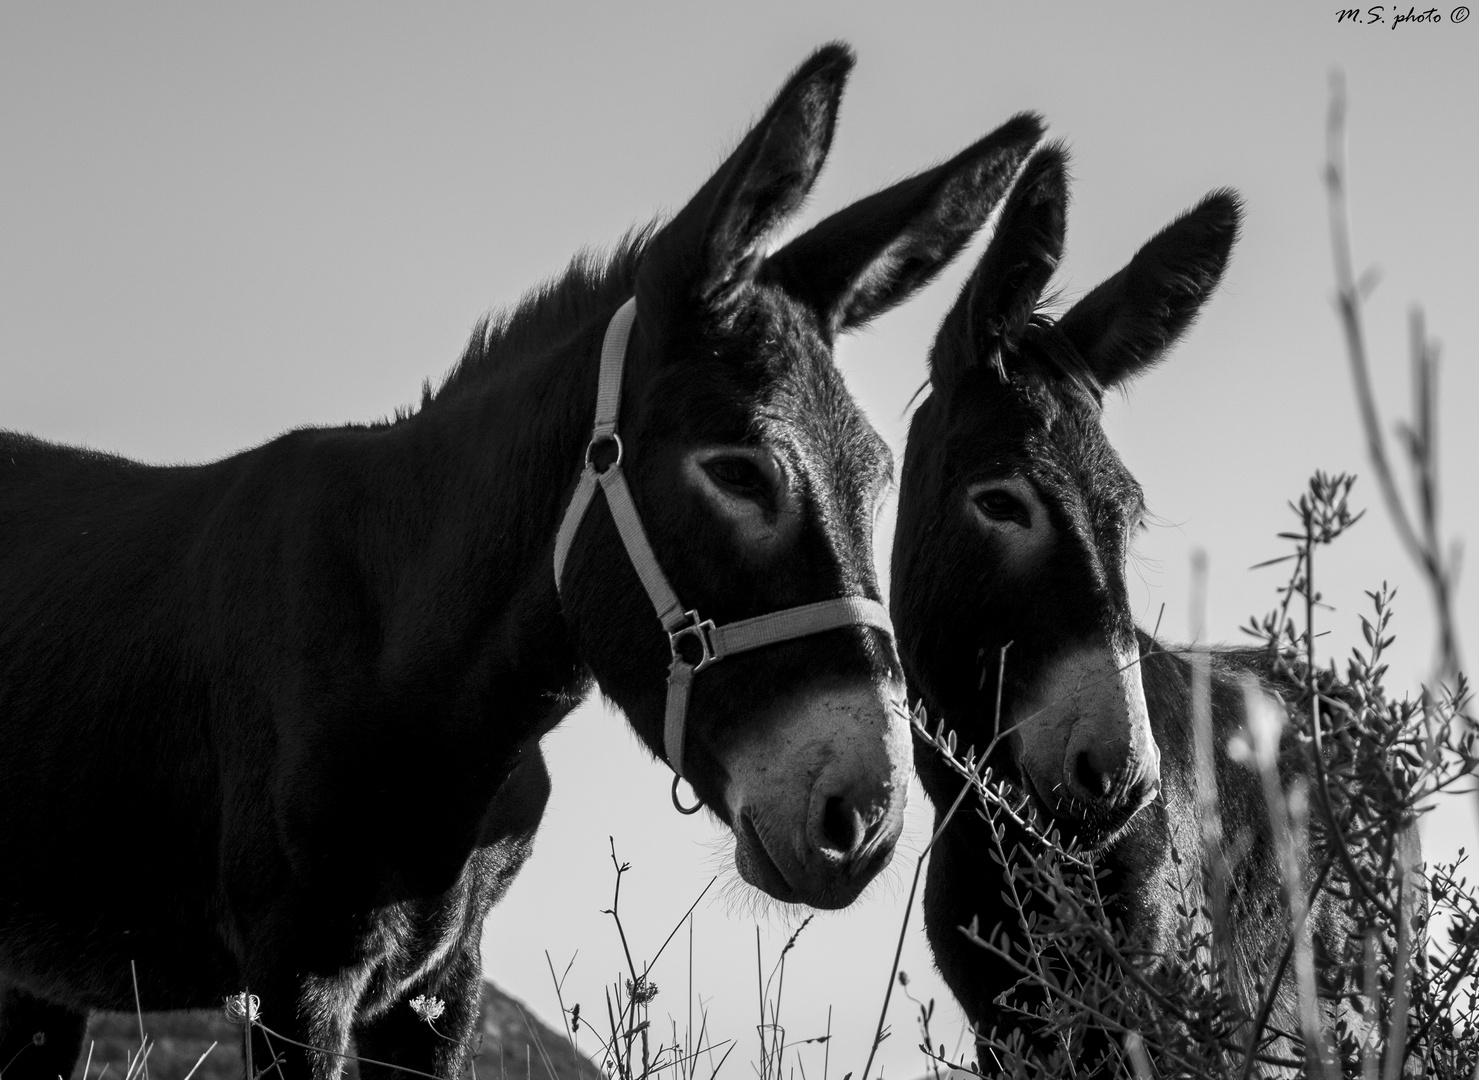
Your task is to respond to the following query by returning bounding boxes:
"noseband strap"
[553,298,894,784]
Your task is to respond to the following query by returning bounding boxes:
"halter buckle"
[669,610,718,673]
[585,431,623,474]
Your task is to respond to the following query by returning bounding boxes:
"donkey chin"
[1011,642,1162,852]
[721,681,911,909]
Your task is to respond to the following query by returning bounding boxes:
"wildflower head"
[409,994,447,1024]
[223,993,261,1025]
[625,977,659,1006]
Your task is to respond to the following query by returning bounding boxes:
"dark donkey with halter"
[892,147,1348,1069]
[0,45,1042,1080]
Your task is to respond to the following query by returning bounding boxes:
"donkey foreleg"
[235,969,365,1080]
[353,946,483,1080]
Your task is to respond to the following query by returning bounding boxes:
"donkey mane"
[433,225,658,405]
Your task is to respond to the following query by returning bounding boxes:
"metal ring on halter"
[585,432,623,474]
[671,775,703,815]
[669,611,718,673]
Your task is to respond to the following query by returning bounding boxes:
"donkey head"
[893,145,1239,848]
[558,45,1041,907]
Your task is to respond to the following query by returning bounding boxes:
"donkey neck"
[352,297,627,742]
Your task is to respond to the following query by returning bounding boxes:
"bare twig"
[1326,69,1463,685]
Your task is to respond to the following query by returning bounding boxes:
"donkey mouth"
[1020,773,1158,853]
[735,810,877,908]
[736,812,800,903]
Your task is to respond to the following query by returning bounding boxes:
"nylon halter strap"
[552,298,895,799]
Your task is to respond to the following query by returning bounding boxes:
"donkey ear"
[758,113,1043,337]
[1058,190,1241,387]
[931,144,1068,389]
[648,44,853,304]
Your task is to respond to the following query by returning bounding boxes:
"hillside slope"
[73,981,600,1080]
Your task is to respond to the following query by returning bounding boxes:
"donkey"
[0,45,1043,1080]
[892,146,1349,1070]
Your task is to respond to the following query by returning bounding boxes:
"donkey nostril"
[1074,749,1116,801]
[820,796,860,855]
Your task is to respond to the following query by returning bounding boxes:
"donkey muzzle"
[1014,641,1161,838]
[725,681,909,908]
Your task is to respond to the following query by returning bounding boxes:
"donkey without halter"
[892,147,1349,1069]
[0,45,1041,1080]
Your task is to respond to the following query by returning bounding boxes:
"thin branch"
[1326,69,1463,684]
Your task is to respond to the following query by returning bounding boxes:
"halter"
[553,299,894,809]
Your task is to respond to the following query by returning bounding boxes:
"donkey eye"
[703,456,769,500]
[974,489,1031,527]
